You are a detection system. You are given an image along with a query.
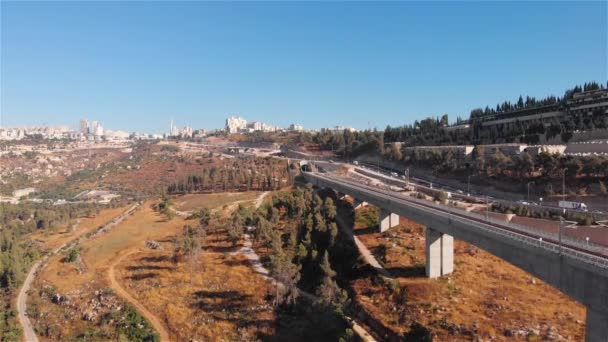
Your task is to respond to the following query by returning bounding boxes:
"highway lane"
[306,171,608,266]
[354,161,607,215]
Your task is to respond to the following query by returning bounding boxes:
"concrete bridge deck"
[303,171,608,341]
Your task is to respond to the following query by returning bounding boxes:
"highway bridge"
[303,171,608,342]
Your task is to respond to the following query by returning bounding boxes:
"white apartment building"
[289,123,304,131]
[80,119,89,134]
[180,126,193,138]
[226,116,247,133]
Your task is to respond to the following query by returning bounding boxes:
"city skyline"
[1,1,606,132]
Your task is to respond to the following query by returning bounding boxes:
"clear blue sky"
[1,1,606,133]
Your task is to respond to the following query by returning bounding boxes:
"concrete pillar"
[425,227,454,278]
[586,308,608,342]
[379,208,399,232]
[353,198,368,210]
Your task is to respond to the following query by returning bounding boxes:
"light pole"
[468,174,471,195]
[559,214,564,255]
[562,169,566,202]
[486,195,489,221]
[527,181,534,202]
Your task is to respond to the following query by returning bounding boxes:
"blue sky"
[1,1,606,133]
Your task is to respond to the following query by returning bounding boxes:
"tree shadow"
[191,290,253,314]
[139,255,171,263]
[222,258,251,267]
[129,272,158,280]
[126,265,173,271]
[205,245,237,253]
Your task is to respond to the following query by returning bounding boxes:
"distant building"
[523,145,566,156]
[404,145,474,163]
[326,126,358,134]
[565,140,608,156]
[226,116,247,133]
[180,126,193,138]
[169,119,179,137]
[79,119,89,134]
[248,121,264,131]
[289,123,304,132]
[91,121,104,136]
[483,143,529,158]
[13,187,36,198]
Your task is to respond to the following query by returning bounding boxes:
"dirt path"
[234,192,377,342]
[17,259,41,342]
[17,205,139,342]
[335,214,392,278]
[108,249,171,342]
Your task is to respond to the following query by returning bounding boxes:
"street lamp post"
[562,169,566,202]
[559,214,564,255]
[527,181,534,202]
[468,174,471,195]
[486,195,489,221]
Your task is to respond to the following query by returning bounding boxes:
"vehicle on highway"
[353,161,359,165]
[559,200,588,211]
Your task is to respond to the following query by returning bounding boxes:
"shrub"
[434,191,448,203]
[64,248,80,263]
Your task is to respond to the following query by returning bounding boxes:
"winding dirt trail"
[108,249,171,342]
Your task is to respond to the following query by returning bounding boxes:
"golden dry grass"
[27,205,129,252]
[351,205,586,341]
[32,193,275,341]
[114,226,276,341]
[172,191,259,212]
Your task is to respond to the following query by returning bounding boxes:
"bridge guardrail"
[306,172,608,269]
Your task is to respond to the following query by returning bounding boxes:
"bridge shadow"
[384,265,426,278]
[354,226,378,235]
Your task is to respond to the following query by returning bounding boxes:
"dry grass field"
[114,226,276,341]
[28,192,278,341]
[172,191,259,212]
[350,205,586,341]
[27,205,129,252]
[27,203,171,340]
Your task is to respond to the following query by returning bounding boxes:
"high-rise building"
[91,121,104,136]
[226,116,247,133]
[169,119,178,137]
[180,126,193,138]
[79,119,89,134]
[289,123,304,131]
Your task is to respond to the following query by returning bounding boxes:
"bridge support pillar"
[353,198,368,210]
[379,209,399,232]
[425,227,454,278]
[586,308,608,342]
